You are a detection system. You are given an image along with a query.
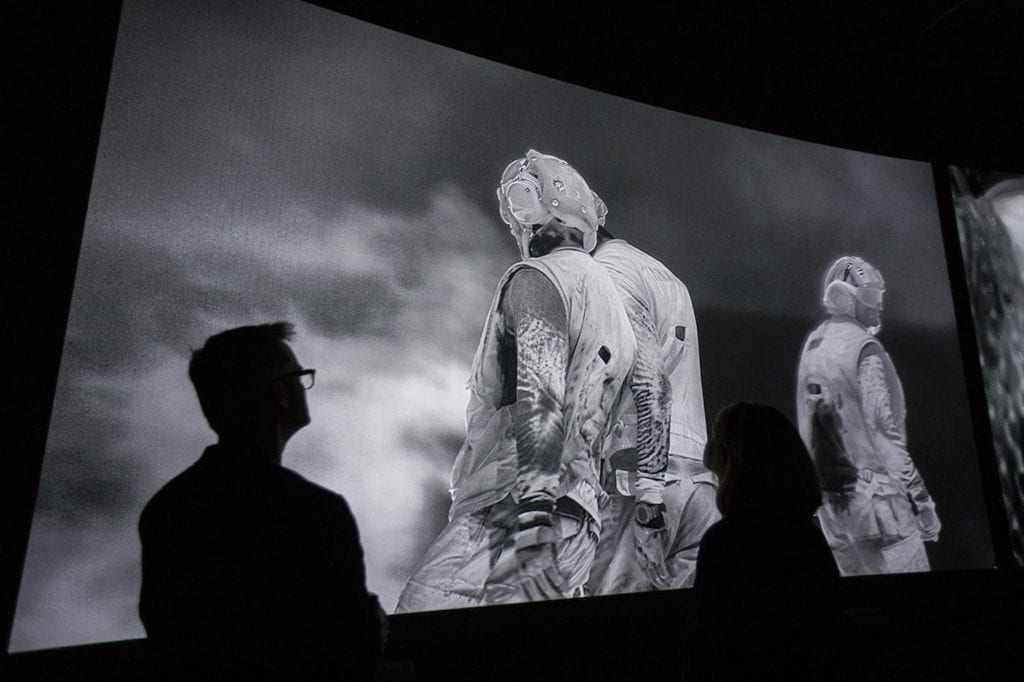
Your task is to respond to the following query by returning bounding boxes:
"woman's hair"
[703,402,823,518]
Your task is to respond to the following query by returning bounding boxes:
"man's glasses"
[275,368,316,390]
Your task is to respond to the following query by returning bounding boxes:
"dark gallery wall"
[4,0,124,662]
[4,2,1022,680]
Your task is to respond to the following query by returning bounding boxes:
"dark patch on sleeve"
[809,402,858,506]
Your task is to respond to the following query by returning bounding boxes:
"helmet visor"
[857,285,884,309]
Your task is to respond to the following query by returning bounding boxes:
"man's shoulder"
[271,465,354,515]
[140,455,353,528]
[495,258,558,303]
[595,239,643,268]
[139,472,218,547]
[823,319,883,353]
[800,319,880,367]
[140,456,206,522]
[800,319,829,348]
[502,248,606,300]
[596,240,684,287]
[594,238,641,260]
[536,246,620,283]
[281,466,349,499]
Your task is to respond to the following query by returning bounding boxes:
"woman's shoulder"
[696,517,749,560]
[697,517,730,545]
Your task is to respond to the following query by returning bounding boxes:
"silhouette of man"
[139,322,383,680]
[396,151,635,609]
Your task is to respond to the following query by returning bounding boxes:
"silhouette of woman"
[686,402,842,681]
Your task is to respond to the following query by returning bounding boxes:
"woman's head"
[704,402,823,518]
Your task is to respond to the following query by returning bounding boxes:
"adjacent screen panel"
[10,0,994,651]
[948,166,1024,565]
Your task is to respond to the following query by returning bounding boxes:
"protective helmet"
[497,150,607,259]
[822,256,885,332]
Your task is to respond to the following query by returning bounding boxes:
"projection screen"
[9,0,995,651]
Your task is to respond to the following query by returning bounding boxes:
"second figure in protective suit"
[796,256,941,575]
[586,227,719,594]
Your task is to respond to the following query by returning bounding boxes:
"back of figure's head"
[189,322,299,436]
[496,149,608,259]
[704,402,822,518]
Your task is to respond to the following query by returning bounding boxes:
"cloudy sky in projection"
[12,0,961,651]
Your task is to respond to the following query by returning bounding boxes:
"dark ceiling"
[311,1,1023,170]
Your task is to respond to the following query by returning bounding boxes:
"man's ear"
[272,379,290,408]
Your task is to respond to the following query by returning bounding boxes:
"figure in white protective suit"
[396,151,635,610]
[586,228,720,594]
[796,256,941,575]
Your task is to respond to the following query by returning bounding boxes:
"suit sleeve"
[503,268,569,507]
[619,288,671,504]
[857,349,932,505]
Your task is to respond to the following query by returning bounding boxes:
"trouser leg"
[819,488,930,576]
[397,495,599,611]
[587,495,644,595]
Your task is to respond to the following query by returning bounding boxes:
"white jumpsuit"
[587,239,719,593]
[796,318,932,575]
[396,247,635,611]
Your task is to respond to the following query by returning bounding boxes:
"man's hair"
[189,322,296,434]
[527,220,585,257]
[704,402,823,518]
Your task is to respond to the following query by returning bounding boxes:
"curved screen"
[9,0,995,651]
[948,166,1024,565]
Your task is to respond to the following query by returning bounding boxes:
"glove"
[915,500,941,542]
[484,500,568,601]
[633,501,671,589]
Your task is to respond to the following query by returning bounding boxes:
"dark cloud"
[65,219,411,377]
[33,379,146,521]
[35,443,143,522]
[104,1,542,220]
[99,0,953,330]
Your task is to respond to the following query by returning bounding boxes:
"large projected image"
[949,166,1024,564]
[11,0,994,651]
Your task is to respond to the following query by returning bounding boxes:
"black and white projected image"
[10,0,995,652]
[949,166,1024,565]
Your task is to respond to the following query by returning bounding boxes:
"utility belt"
[599,449,706,496]
[600,444,719,500]
[858,468,892,485]
[826,469,904,501]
